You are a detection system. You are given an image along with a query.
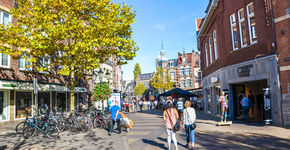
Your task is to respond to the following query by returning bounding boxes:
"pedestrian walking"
[240,93,250,123]
[108,101,122,136]
[125,102,130,112]
[163,100,179,150]
[183,100,196,150]
[148,101,151,110]
[139,100,143,111]
[248,90,255,115]
[176,98,184,120]
[154,100,158,109]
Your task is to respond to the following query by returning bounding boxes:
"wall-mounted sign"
[211,77,218,83]
[238,64,253,77]
[2,84,17,87]
[284,57,290,62]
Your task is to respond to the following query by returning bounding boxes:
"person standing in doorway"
[183,100,196,150]
[108,101,121,136]
[248,90,255,116]
[176,98,184,120]
[240,93,250,123]
[163,100,179,150]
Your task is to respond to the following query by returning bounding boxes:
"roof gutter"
[197,0,219,39]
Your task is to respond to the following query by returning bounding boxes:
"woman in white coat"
[183,100,196,149]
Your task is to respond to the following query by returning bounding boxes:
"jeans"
[109,119,121,133]
[242,106,250,122]
[185,124,195,143]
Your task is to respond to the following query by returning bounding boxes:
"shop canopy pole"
[33,78,38,117]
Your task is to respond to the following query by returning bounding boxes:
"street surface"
[0,109,289,150]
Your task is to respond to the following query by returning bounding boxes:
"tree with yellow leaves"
[0,0,138,111]
[150,67,174,94]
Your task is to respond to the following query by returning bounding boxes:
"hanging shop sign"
[210,77,218,83]
[237,64,253,77]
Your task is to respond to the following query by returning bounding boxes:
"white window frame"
[180,79,185,88]
[238,8,247,47]
[205,43,208,67]
[230,13,238,50]
[186,66,190,75]
[0,53,10,68]
[209,38,213,64]
[213,30,218,60]
[39,57,50,73]
[247,2,257,44]
[186,79,191,88]
[179,68,185,76]
[0,9,12,26]
[19,56,32,71]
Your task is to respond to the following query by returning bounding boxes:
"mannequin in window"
[218,92,228,122]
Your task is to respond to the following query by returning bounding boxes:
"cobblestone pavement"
[0,110,289,150]
[0,128,128,150]
[125,109,290,150]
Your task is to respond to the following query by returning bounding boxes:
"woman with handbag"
[183,100,196,150]
[163,100,179,150]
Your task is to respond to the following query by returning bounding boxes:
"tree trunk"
[70,69,75,112]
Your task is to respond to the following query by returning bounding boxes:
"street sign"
[33,78,38,94]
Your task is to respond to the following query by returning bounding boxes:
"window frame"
[209,37,213,64]
[247,2,257,44]
[0,53,10,68]
[186,67,190,75]
[19,56,32,71]
[205,43,209,67]
[238,8,247,47]
[180,79,185,88]
[39,57,50,73]
[179,68,185,76]
[230,13,239,50]
[0,9,12,26]
[213,30,218,60]
[186,79,191,88]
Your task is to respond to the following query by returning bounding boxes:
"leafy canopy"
[133,63,141,81]
[134,83,146,96]
[150,67,174,92]
[0,0,138,85]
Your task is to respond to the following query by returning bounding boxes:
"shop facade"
[202,55,283,126]
[0,80,87,126]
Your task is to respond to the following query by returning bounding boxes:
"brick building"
[272,0,290,127]
[155,49,201,91]
[197,0,285,126]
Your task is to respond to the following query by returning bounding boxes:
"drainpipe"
[270,0,284,127]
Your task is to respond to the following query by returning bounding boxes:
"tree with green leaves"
[134,83,146,98]
[133,63,141,81]
[0,0,138,111]
[150,67,174,93]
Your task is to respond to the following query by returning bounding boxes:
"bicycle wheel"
[58,121,67,132]
[16,121,25,134]
[23,126,36,139]
[46,126,60,139]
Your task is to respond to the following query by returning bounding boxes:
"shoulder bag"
[166,109,180,131]
[185,108,196,130]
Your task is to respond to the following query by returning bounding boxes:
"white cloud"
[153,24,166,31]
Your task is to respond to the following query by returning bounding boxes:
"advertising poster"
[108,92,121,111]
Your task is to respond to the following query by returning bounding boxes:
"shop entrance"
[232,79,267,123]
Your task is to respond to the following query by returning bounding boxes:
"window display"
[16,92,32,118]
[0,91,9,121]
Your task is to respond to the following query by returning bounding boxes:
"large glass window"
[170,72,175,79]
[238,9,247,47]
[205,43,209,67]
[0,53,10,68]
[186,79,191,88]
[247,2,257,44]
[180,80,185,88]
[213,30,218,60]
[230,14,238,50]
[0,91,9,121]
[16,92,32,118]
[38,92,50,114]
[179,68,184,76]
[1,10,11,26]
[19,56,32,71]
[209,38,213,64]
[186,67,190,75]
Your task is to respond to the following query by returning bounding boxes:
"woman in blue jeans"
[183,100,196,149]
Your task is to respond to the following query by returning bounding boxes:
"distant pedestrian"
[148,101,151,110]
[163,100,179,150]
[240,93,250,123]
[176,98,184,120]
[139,100,143,111]
[125,102,130,112]
[154,100,158,109]
[248,90,255,115]
[183,100,196,150]
[108,101,121,136]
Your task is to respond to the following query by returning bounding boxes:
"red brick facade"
[199,0,276,77]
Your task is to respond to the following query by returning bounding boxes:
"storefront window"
[38,92,50,114]
[0,91,9,121]
[56,93,66,111]
[16,92,32,118]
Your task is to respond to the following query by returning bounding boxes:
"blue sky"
[113,0,209,80]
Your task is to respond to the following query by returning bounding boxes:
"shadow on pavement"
[157,137,187,149]
[142,138,166,149]
[196,130,290,149]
